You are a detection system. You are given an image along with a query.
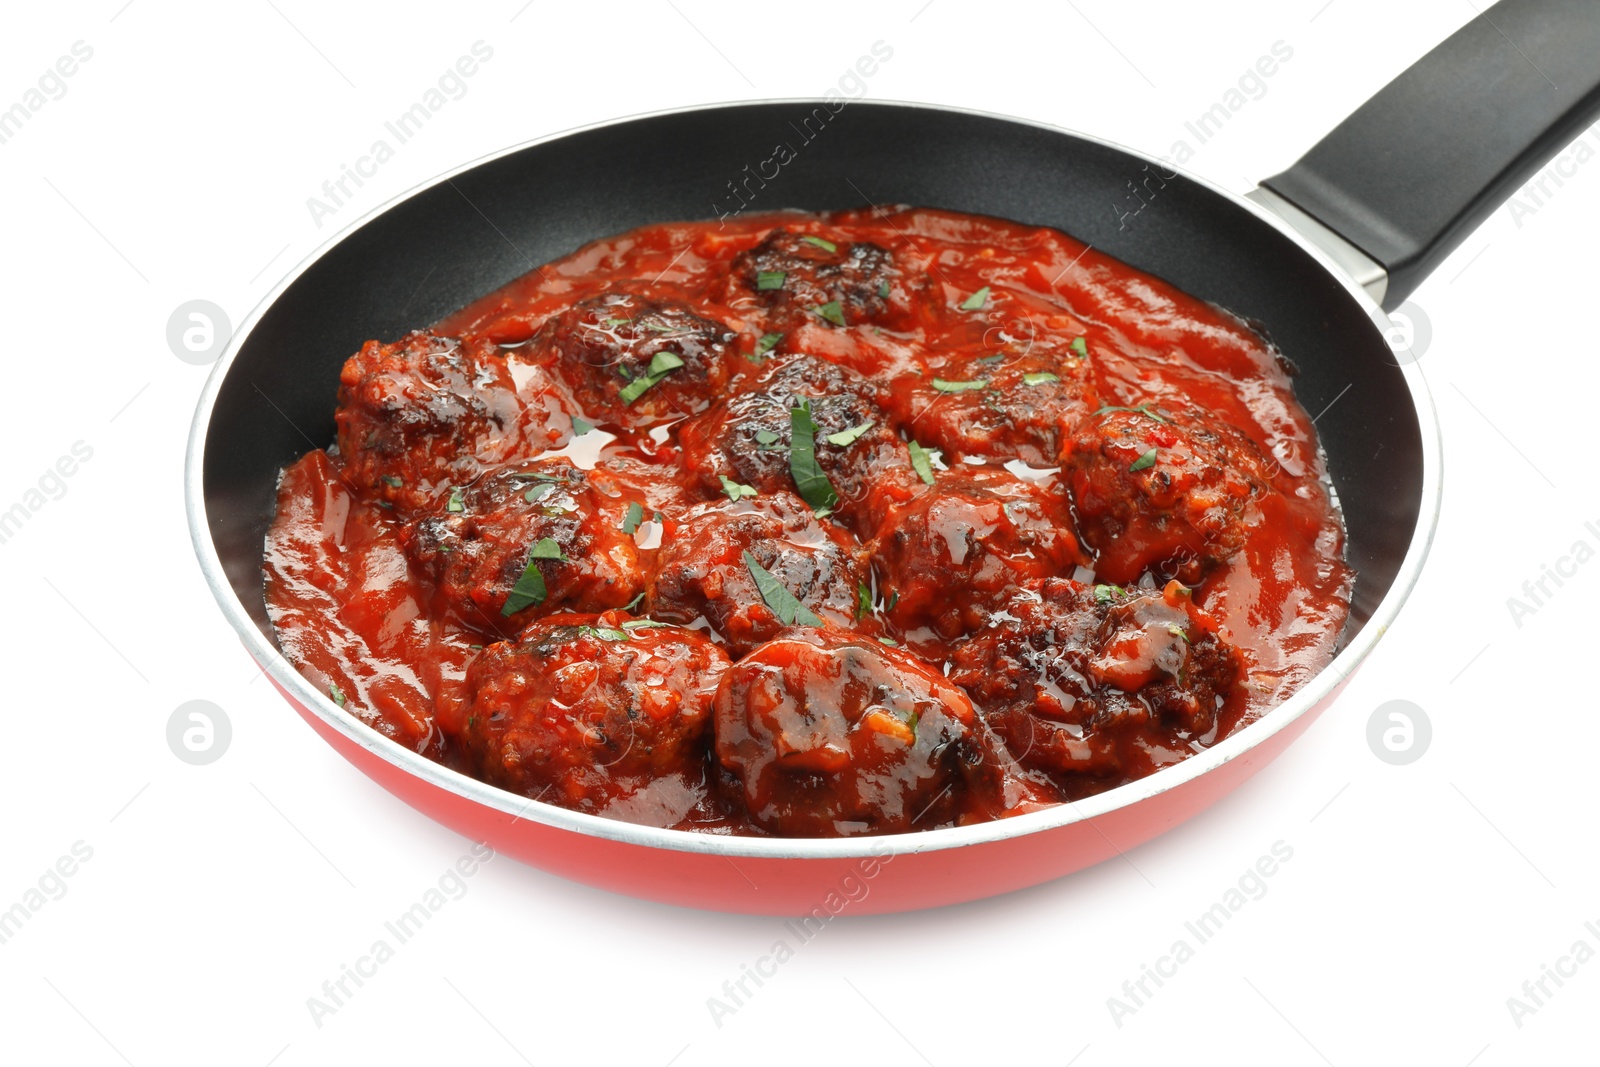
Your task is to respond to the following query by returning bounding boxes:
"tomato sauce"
[263,206,1351,837]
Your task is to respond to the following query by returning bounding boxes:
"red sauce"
[263,206,1351,837]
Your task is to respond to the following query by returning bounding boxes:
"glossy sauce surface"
[263,206,1351,837]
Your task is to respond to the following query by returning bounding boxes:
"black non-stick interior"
[202,102,1422,638]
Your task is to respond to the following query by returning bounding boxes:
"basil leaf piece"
[754,428,781,446]
[624,591,646,613]
[960,286,990,311]
[813,301,846,327]
[1129,448,1158,472]
[524,482,555,504]
[1023,372,1060,386]
[617,350,685,404]
[800,235,837,253]
[908,440,937,485]
[620,500,645,535]
[720,475,758,502]
[446,487,465,513]
[757,270,786,290]
[1071,336,1089,358]
[529,537,566,561]
[825,419,875,447]
[932,378,988,393]
[857,581,872,620]
[755,332,783,357]
[329,684,347,708]
[743,551,824,627]
[1094,583,1126,603]
[1094,403,1168,423]
[788,402,840,514]
[878,279,891,299]
[502,564,547,616]
[572,416,595,436]
[381,475,403,488]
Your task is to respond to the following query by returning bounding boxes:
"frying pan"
[186,0,1600,914]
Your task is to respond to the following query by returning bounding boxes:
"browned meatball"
[675,353,912,534]
[531,290,738,427]
[335,331,575,512]
[401,459,648,638]
[648,491,872,656]
[713,631,1038,837]
[949,578,1241,783]
[1061,404,1277,585]
[460,612,731,817]
[728,229,908,329]
[868,465,1086,641]
[885,332,1099,466]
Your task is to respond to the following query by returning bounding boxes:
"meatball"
[885,332,1098,466]
[868,465,1086,641]
[532,291,737,426]
[460,612,731,816]
[401,459,648,638]
[1061,404,1276,585]
[728,229,905,328]
[713,631,1029,837]
[949,578,1241,782]
[676,353,912,533]
[335,331,575,512]
[648,491,871,655]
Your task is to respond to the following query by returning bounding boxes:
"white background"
[2,1,1595,1064]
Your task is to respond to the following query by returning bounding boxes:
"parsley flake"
[743,551,824,627]
[1129,448,1159,472]
[755,332,783,357]
[720,475,758,502]
[960,286,991,311]
[620,500,645,535]
[800,235,837,253]
[813,301,846,327]
[757,270,786,291]
[825,419,875,447]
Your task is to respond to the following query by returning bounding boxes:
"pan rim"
[184,97,1442,862]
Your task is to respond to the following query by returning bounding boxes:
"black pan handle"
[1259,0,1600,309]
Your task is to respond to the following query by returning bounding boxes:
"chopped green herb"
[744,551,824,627]
[960,286,991,311]
[813,300,846,327]
[757,270,786,291]
[932,378,988,393]
[446,487,465,513]
[754,428,781,446]
[755,332,783,357]
[642,321,676,333]
[789,402,840,514]
[886,590,899,612]
[581,626,631,642]
[621,619,670,631]
[1168,624,1190,643]
[620,500,645,535]
[1022,371,1060,386]
[329,684,347,708]
[529,537,566,561]
[1093,403,1168,423]
[908,440,937,484]
[1093,583,1125,603]
[903,708,920,732]
[720,475,758,502]
[800,235,837,253]
[572,416,595,436]
[617,349,685,404]
[381,475,403,489]
[624,591,646,613]
[878,636,900,647]
[502,539,564,616]
[857,581,873,620]
[524,482,555,504]
[1071,336,1089,358]
[878,279,891,299]
[825,419,875,447]
[1129,448,1159,472]
[603,317,630,328]
[654,511,663,524]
